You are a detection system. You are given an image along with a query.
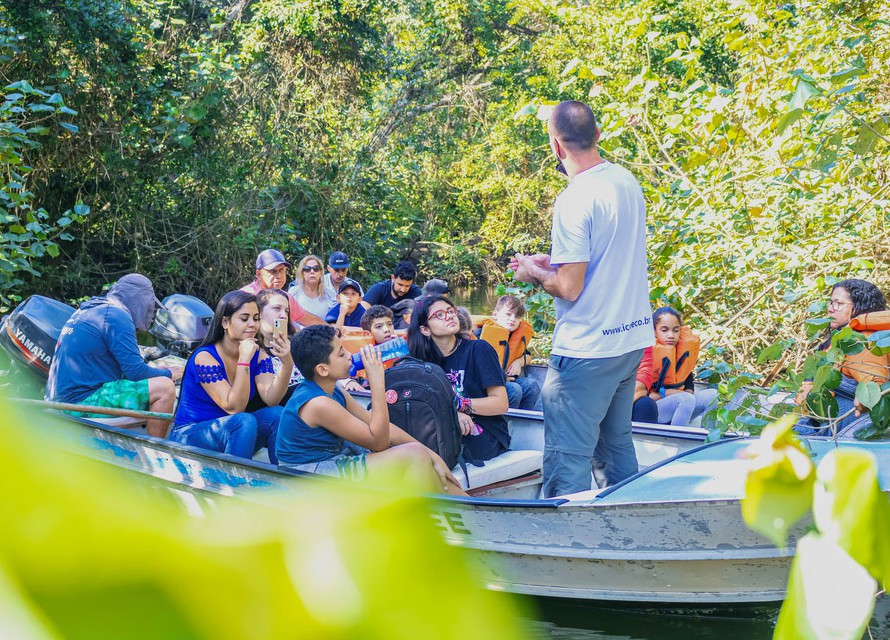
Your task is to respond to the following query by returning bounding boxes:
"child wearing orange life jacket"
[475,295,542,411]
[635,307,717,426]
[336,305,403,392]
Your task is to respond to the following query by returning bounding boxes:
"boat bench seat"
[452,449,543,490]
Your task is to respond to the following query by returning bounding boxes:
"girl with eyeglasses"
[288,254,336,318]
[408,295,510,464]
[795,278,888,434]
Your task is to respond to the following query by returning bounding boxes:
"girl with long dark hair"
[408,295,510,463]
[170,290,292,462]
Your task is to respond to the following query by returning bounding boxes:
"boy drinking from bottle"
[277,325,465,495]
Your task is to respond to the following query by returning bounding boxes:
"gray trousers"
[541,349,644,498]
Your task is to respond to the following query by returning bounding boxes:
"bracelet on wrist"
[237,362,251,367]
[456,396,473,414]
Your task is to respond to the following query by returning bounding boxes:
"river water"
[521,596,890,639]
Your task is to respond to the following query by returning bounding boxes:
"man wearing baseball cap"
[241,249,324,328]
[46,273,181,438]
[323,251,354,301]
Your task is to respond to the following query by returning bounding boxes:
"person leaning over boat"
[241,249,325,329]
[276,324,466,495]
[795,279,890,434]
[170,290,290,463]
[511,100,652,497]
[408,295,511,464]
[46,273,182,438]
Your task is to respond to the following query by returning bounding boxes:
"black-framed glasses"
[302,265,321,272]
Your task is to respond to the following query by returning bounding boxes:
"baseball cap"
[255,249,291,271]
[422,278,450,296]
[391,298,416,315]
[328,251,350,269]
[338,278,363,296]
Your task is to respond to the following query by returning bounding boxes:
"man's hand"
[510,253,555,285]
[165,365,184,382]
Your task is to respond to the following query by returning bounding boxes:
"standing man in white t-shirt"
[511,100,652,497]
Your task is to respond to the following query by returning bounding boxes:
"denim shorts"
[285,452,368,480]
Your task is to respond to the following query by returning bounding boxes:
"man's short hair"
[550,100,598,152]
[494,294,526,317]
[393,260,417,281]
[360,305,393,331]
[291,324,339,382]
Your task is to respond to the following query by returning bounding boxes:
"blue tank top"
[277,380,350,465]
[174,344,265,426]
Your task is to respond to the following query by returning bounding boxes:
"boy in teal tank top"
[277,325,466,495]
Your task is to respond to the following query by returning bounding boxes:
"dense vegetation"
[1,0,888,379]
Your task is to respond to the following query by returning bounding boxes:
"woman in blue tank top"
[171,290,293,462]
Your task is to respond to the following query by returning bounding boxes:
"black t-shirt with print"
[443,339,510,463]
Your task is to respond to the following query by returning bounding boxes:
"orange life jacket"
[340,328,374,354]
[340,329,401,377]
[651,327,700,391]
[478,318,534,371]
[840,312,890,384]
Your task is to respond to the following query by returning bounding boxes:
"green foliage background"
[1,0,888,372]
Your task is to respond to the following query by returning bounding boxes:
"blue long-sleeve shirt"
[46,298,170,404]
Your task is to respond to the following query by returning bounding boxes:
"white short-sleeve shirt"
[549,161,653,358]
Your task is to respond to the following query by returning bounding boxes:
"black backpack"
[383,357,462,469]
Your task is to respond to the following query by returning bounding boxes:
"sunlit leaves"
[742,416,815,548]
[774,533,875,640]
[813,449,890,584]
[0,404,529,639]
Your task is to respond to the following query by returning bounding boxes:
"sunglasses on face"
[302,265,321,272]
[430,308,457,321]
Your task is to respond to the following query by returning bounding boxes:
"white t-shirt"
[549,161,653,358]
[288,283,336,318]
[323,273,339,301]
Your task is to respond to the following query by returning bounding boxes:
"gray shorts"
[284,452,368,480]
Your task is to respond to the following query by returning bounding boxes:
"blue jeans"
[169,406,283,463]
[506,375,543,411]
[541,349,643,497]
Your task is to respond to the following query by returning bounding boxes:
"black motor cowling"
[0,295,76,379]
[149,294,213,358]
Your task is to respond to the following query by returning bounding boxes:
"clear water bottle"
[349,337,409,376]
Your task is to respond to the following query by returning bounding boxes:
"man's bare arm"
[512,253,587,302]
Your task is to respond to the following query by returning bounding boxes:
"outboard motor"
[0,295,75,379]
[150,294,213,358]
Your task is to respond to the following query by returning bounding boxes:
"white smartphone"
[273,319,284,342]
